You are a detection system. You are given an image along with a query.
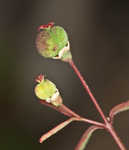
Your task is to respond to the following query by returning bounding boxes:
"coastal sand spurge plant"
[34,22,129,150]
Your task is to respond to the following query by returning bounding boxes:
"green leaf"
[109,100,129,122]
[75,126,101,150]
[39,117,77,143]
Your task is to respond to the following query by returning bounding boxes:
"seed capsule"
[36,22,72,62]
[35,74,62,107]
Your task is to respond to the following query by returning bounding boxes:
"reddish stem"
[69,60,127,150]
[79,117,105,128]
[69,60,108,124]
[40,100,80,118]
[106,124,127,150]
[40,100,105,128]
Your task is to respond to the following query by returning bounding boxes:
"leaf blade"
[109,100,129,122]
[39,117,77,143]
[75,125,102,150]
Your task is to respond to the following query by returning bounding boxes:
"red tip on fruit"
[35,74,44,83]
[38,22,55,31]
[39,137,43,143]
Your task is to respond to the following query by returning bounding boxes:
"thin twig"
[69,60,108,124]
[40,100,105,127]
[79,117,105,129]
[69,60,127,150]
[106,125,127,150]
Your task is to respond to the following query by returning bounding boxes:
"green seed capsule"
[34,74,62,107]
[35,79,57,100]
[36,22,72,62]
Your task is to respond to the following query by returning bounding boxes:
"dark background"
[0,0,129,149]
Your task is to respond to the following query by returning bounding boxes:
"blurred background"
[0,0,129,149]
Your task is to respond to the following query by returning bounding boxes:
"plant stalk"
[69,60,108,124]
[79,117,105,128]
[69,60,127,150]
[106,124,127,150]
[40,100,104,128]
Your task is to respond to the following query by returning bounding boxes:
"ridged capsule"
[35,74,62,107]
[36,22,72,62]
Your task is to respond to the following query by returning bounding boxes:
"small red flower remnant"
[38,22,54,31]
[35,74,44,83]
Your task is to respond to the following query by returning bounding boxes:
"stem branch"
[69,60,127,150]
[107,125,127,150]
[69,60,108,124]
[79,117,105,128]
[40,100,104,128]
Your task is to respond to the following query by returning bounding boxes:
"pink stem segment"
[79,117,105,128]
[106,124,127,150]
[69,60,108,124]
[69,60,127,150]
[40,100,105,128]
